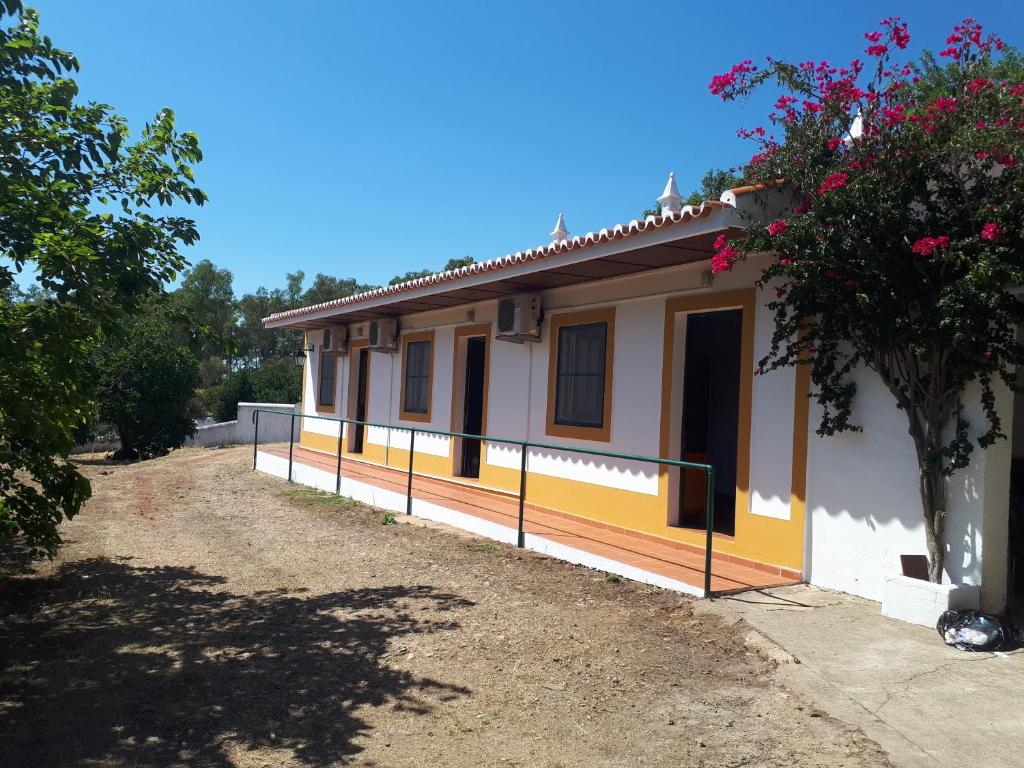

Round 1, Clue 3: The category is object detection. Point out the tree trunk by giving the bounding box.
[112,425,137,461]
[876,350,952,584]
[918,460,946,583]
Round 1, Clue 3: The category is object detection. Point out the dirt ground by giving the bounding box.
[0,446,890,768]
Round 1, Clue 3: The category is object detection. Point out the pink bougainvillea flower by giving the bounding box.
[882,105,906,125]
[967,77,992,94]
[776,287,788,298]
[866,44,888,56]
[940,47,959,58]
[779,257,793,266]
[709,72,736,95]
[891,22,911,49]
[713,234,727,251]
[981,222,1002,241]
[827,137,842,151]
[709,60,754,97]
[793,199,812,215]
[864,31,883,43]
[710,245,739,273]
[767,220,788,237]
[818,173,849,194]
[911,236,951,256]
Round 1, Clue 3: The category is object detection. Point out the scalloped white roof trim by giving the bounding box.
[264,197,734,324]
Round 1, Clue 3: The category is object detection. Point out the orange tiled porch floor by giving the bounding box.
[263,445,801,595]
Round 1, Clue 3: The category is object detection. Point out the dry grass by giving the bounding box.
[0,446,890,768]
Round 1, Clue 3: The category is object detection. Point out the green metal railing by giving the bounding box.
[252,408,718,597]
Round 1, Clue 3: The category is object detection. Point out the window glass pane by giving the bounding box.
[403,340,431,414]
[318,353,336,406]
[554,322,607,427]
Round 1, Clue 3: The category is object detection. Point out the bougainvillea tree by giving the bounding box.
[710,18,1024,582]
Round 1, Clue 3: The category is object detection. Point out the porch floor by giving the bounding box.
[261,445,800,595]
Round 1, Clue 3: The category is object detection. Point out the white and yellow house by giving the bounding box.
[261,174,1019,617]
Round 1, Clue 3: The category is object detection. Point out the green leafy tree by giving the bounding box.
[0,2,205,555]
[709,17,1024,581]
[172,259,237,366]
[389,256,474,286]
[301,273,377,306]
[95,314,201,459]
[235,271,378,367]
[206,357,302,422]
[642,168,742,217]
[236,286,295,364]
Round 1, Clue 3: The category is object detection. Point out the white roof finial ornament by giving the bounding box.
[550,212,569,243]
[657,171,683,216]
[846,110,863,143]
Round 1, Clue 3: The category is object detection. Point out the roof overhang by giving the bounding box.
[265,202,749,330]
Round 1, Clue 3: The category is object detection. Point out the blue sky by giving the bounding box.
[28,1,1024,295]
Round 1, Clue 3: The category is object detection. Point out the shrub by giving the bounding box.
[96,318,201,460]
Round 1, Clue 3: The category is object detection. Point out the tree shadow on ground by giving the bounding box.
[0,558,474,767]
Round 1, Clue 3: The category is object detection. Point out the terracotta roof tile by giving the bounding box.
[263,190,751,326]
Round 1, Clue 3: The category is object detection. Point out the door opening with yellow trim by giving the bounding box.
[678,308,742,535]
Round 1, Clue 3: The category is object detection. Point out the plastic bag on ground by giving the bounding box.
[936,609,1018,652]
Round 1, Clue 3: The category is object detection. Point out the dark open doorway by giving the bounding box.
[352,348,369,454]
[1008,360,1024,618]
[677,309,742,536]
[458,336,486,478]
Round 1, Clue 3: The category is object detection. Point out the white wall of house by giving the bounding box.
[748,289,797,522]
[304,256,804,519]
[296,253,1010,608]
[804,359,1012,606]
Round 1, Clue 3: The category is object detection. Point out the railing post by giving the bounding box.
[516,443,528,548]
[335,419,344,495]
[287,412,295,483]
[406,429,416,515]
[252,410,259,470]
[703,466,715,598]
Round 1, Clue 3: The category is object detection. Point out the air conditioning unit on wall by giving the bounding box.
[322,325,348,352]
[496,294,542,343]
[368,318,398,351]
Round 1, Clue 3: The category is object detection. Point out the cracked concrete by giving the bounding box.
[697,584,1024,768]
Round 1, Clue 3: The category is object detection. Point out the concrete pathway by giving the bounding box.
[698,585,1024,768]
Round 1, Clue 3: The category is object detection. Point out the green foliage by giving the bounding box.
[277,486,360,510]
[642,168,742,217]
[380,511,397,525]
[172,260,237,362]
[95,314,201,460]
[204,357,302,422]
[233,270,377,367]
[712,18,1024,580]
[389,256,475,286]
[301,273,377,306]
[0,1,205,556]
[686,168,744,206]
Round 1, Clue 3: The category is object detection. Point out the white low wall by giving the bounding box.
[187,402,299,447]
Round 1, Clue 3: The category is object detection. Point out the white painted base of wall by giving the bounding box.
[255,451,704,598]
[880,574,980,628]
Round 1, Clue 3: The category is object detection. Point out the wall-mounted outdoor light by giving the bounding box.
[293,343,314,368]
